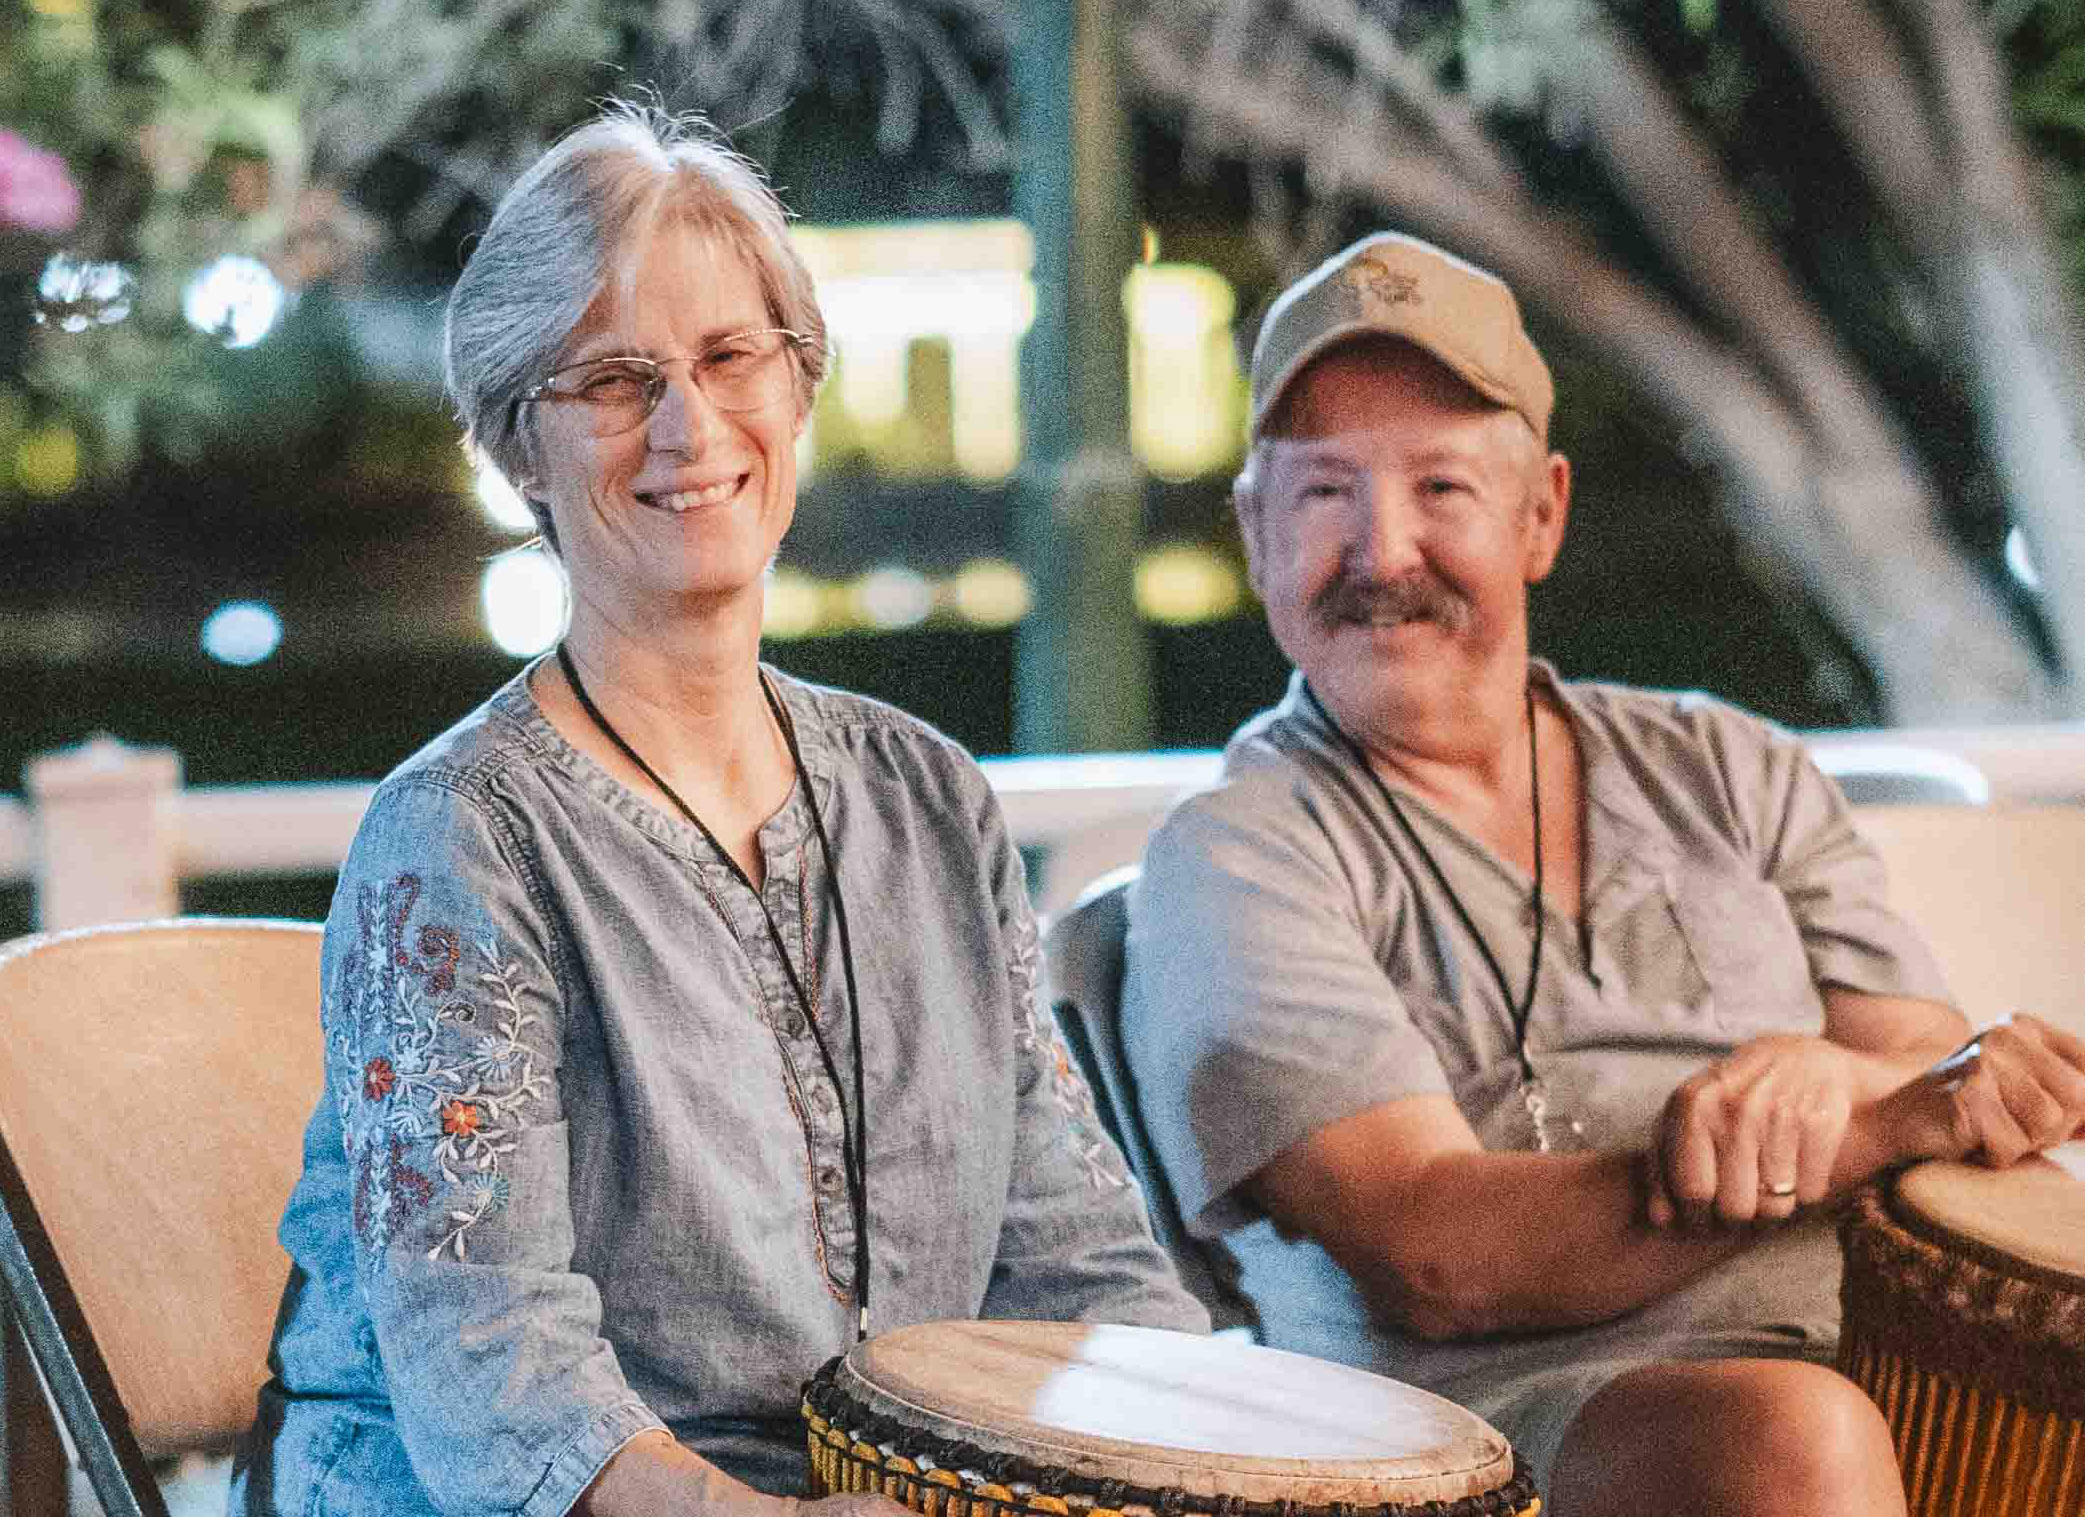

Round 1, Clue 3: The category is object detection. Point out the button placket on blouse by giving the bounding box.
[751,838,858,1291]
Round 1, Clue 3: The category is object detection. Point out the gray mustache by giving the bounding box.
[1312,571,1467,630]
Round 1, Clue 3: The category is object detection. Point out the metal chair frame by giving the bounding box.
[1044,868,1259,1335]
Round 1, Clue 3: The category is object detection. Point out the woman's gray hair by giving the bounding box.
[444,100,830,546]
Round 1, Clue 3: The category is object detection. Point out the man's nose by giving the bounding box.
[1351,482,1424,578]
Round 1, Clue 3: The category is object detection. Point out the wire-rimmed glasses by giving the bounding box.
[517,327,807,436]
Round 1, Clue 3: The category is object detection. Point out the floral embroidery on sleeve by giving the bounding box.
[1008,900,1129,1192]
[327,872,551,1263]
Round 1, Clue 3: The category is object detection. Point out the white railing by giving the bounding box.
[4,724,2085,933]
[0,736,1228,931]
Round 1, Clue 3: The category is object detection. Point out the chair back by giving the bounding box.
[0,917,324,1517]
[1043,870,1258,1334]
[1819,744,1990,806]
[1853,804,2085,1038]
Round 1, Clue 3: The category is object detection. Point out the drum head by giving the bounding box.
[1896,1147,2085,1284]
[835,1320,1515,1505]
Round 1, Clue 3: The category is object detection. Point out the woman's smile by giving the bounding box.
[634,474,750,514]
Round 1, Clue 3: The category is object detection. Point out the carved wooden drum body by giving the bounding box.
[802,1320,1538,1517]
[1839,1152,2085,1516]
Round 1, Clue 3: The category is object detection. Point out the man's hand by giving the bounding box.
[1646,1034,1858,1229]
[1879,1013,2085,1168]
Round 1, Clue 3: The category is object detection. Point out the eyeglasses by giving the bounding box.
[517,327,807,436]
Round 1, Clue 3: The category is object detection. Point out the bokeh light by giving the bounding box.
[13,425,78,495]
[201,601,283,666]
[480,552,568,657]
[473,455,535,532]
[854,566,936,630]
[35,254,134,332]
[2005,525,2041,592]
[950,558,1032,628]
[1134,545,1244,625]
[763,567,826,639]
[183,255,287,348]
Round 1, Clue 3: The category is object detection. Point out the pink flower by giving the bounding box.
[0,129,82,235]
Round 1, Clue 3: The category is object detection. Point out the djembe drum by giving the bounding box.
[1838,1152,2085,1516]
[802,1320,1538,1517]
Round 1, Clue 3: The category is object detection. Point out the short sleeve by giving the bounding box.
[1121,766,1452,1238]
[1692,701,1952,1005]
[321,778,657,1516]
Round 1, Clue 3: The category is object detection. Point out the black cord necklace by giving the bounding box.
[1302,680,1578,1150]
[554,643,873,1339]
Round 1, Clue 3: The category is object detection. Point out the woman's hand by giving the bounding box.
[788,1496,915,1517]
[1645,1034,1858,1230]
[580,1430,916,1517]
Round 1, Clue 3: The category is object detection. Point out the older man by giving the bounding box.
[1119,232,2085,1515]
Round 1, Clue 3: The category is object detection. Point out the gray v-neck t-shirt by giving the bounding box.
[1122,663,1948,1485]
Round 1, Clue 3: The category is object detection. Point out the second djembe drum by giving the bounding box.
[802,1319,1538,1517]
[1839,1153,2085,1516]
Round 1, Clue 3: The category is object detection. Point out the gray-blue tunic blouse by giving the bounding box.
[231,665,1206,1517]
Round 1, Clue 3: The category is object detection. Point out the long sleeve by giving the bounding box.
[972,789,1210,1335]
[323,778,659,1516]
[249,671,1207,1517]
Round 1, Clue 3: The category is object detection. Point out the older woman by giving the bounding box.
[230,104,1206,1517]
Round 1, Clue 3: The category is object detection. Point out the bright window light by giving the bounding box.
[795,222,1036,484]
[817,272,1035,342]
[949,334,1022,481]
[791,222,1243,483]
[183,254,286,348]
[793,220,1033,281]
[202,600,283,666]
[481,552,567,657]
[836,336,912,429]
[1126,264,1244,481]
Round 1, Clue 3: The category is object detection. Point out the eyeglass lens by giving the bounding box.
[545,331,796,436]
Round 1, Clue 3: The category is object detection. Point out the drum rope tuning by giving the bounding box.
[1837,1157,2085,1517]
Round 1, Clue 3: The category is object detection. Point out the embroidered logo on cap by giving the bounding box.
[1352,262,1421,309]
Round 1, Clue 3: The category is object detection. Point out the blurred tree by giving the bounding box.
[4,0,385,476]
[2,0,1010,480]
[16,0,2083,727]
[283,0,1012,259]
[1125,0,2085,724]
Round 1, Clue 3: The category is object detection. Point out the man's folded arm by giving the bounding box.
[1245,1093,1750,1340]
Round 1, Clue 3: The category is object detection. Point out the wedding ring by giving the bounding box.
[1765,1180,1797,1198]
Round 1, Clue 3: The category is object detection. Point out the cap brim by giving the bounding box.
[1250,318,1522,438]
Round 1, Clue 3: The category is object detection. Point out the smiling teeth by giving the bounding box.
[655,481,737,512]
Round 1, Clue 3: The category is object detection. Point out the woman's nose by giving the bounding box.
[646,366,727,452]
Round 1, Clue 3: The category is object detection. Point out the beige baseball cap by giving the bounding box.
[1248,232,1553,443]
